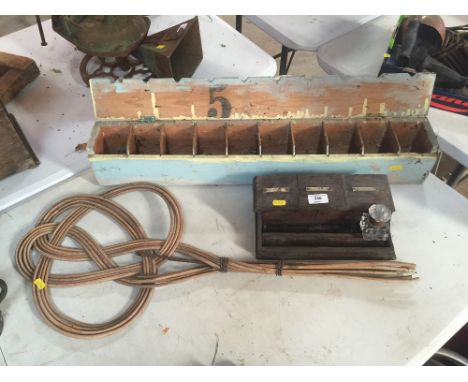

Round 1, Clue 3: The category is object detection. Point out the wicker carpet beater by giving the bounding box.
[16,182,416,339]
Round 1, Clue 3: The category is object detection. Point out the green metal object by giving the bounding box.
[52,16,150,57]
[136,17,203,79]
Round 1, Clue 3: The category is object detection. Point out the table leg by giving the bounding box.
[286,50,296,73]
[279,45,289,75]
[35,16,47,46]
[236,15,242,33]
[447,164,468,188]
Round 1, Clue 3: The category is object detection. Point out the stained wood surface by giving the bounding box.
[90,73,435,120]
[0,51,39,104]
[0,102,39,180]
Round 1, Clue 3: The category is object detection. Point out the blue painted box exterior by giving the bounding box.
[89,154,436,185]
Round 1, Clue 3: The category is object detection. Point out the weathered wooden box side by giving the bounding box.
[88,74,438,185]
[0,52,40,104]
[0,101,40,180]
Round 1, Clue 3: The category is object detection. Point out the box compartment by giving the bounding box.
[324,120,363,154]
[390,119,435,153]
[132,124,164,155]
[227,121,260,155]
[93,125,131,155]
[196,122,227,155]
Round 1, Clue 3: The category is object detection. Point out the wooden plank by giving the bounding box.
[0,51,39,104]
[0,102,39,180]
[0,51,35,70]
[90,73,435,120]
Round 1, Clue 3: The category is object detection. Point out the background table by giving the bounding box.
[0,171,467,365]
[0,15,277,212]
[429,108,468,169]
[244,15,378,74]
[245,15,378,51]
[317,16,399,76]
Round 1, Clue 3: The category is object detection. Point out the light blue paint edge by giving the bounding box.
[90,156,435,185]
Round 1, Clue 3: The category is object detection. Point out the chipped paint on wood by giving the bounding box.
[191,104,197,119]
[379,103,386,115]
[423,97,429,112]
[151,92,160,119]
[89,80,98,120]
[362,98,368,116]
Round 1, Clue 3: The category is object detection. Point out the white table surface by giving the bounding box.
[317,15,468,168]
[0,171,467,365]
[245,15,379,51]
[429,108,468,168]
[317,16,399,76]
[0,16,277,212]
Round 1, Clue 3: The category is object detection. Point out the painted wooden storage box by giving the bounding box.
[88,73,438,185]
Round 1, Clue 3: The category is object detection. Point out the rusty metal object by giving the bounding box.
[136,17,203,80]
[434,24,468,78]
[398,16,446,67]
[35,16,47,46]
[52,16,150,57]
[401,16,446,47]
[79,54,152,86]
[51,16,204,84]
[397,16,468,89]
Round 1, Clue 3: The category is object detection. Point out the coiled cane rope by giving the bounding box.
[15,182,416,339]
